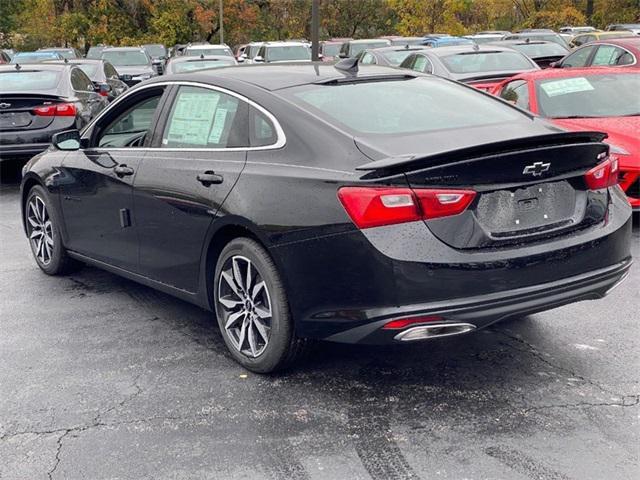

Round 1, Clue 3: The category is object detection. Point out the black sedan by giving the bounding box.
[0,63,108,161]
[20,63,632,372]
[46,59,128,101]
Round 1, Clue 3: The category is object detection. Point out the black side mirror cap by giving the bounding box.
[51,129,81,151]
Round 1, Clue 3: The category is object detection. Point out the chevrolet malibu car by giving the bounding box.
[100,47,157,87]
[492,68,640,211]
[399,44,539,91]
[20,64,632,372]
[0,63,108,161]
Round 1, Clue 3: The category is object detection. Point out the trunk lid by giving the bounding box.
[355,130,610,249]
[0,94,66,131]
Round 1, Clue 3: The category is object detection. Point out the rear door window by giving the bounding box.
[249,107,277,147]
[71,68,93,91]
[161,86,248,148]
[412,55,433,73]
[591,45,634,66]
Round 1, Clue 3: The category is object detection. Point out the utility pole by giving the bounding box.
[311,0,319,61]
[219,0,224,45]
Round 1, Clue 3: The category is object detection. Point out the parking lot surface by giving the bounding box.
[1,174,638,479]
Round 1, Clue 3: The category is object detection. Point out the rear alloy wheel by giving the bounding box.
[214,238,308,373]
[25,185,80,275]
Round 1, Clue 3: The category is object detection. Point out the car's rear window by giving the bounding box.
[102,50,149,66]
[185,47,233,57]
[267,46,311,62]
[284,77,522,135]
[536,73,640,118]
[172,59,235,73]
[350,41,390,56]
[0,71,61,91]
[442,51,534,73]
[77,63,99,77]
[511,42,568,57]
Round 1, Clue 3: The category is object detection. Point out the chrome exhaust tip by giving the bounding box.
[393,322,476,342]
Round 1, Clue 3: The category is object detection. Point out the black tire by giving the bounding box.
[25,185,80,275]
[213,237,308,373]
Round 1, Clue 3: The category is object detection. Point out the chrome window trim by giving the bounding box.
[82,80,286,151]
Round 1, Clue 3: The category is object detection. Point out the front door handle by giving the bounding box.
[197,171,224,186]
[114,164,135,177]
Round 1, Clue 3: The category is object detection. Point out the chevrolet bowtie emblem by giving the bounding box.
[0,102,12,109]
[523,161,551,177]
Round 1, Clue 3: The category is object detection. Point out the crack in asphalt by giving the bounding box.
[523,394,640,414]
[47,430,70,480]
[494,328,621,396]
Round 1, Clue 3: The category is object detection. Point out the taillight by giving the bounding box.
[338,187,476,229]
[33,103,77,117]
[584,156,619,190]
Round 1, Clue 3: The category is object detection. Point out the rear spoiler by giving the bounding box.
[356,131,608,176]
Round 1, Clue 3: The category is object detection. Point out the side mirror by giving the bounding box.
[95,83,111,96]
[52,129,81,151]
[550,61,560,68]
[338,52,348,58]
[236,56,245,63]
[253,55,264,63]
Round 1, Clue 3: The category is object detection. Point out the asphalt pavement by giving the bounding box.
[1,166,638,480]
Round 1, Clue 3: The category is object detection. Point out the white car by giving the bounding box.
[182,44,234,58]
[252,42,311,64]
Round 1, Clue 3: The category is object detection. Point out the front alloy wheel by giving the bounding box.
[218,255,272,358]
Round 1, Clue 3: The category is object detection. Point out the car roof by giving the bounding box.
[102,47,146,52]
[348,39,391,44]
[492,39,558,46]
[38,47,75,51]
[151,63,419,91]
[262,42,309,47]
[169,55,236,63]
[46,58,104,65]
[510,66,630,81]
[370,45,430,53]
[588,37,640,48]
[416,44,519,57]
[186,44,229,49]
[0,63,72,72]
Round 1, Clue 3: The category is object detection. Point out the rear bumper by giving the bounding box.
[325,257,632,344]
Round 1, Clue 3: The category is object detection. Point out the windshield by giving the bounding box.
[350,41,390,57]
[322,44,341,56]
[382,50,419,66]
[247,45,262,58]
[172,59,235,73]
[536,74,640,118]
[285,77,521,135]
[144,45,166,58]
[77,63,99,77]
[511,42,568,57]
[185,47,233,57]
[101,50,149,66]
[442,51,533,74]
[0,71,61,91]
[267,45,310,61]
[510,34,567,48]
[10,52,61,63]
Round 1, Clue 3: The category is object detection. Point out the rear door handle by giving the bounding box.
[114,164,135,177]
[197,171,224,186]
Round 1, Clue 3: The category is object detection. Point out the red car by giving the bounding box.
[492,67,640,210]
[552,37,640,69]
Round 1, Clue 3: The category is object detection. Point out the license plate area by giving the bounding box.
[476,181,577,237]
[0,112,32,129]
